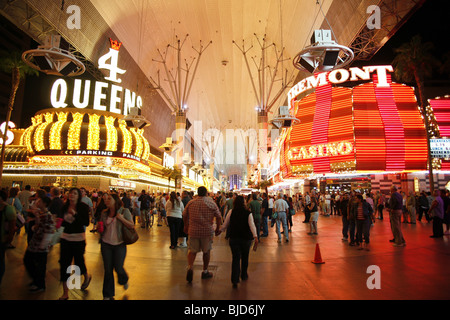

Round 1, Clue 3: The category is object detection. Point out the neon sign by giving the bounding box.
[288,65,394,102]
[0,121,16,146]
[288,141,354,161]
[281,70,428,177]
[50,38,142,116]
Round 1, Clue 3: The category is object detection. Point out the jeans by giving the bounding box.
[24,250,48,288]
[261,216,269,236]
[167,216,183,247]
[349,219,356,243]
[101,241,128,298]
[229,238,252,284]
[254,218,261,240]
[356,219,371,244]
[276,212,289,241]
[342,215,349,238]
[59,239,87,282]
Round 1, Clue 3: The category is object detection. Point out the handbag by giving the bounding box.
[122,223,139,245]
[272,212,278,219]
[120,207,139,245]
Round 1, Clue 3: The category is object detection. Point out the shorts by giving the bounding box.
[160,209,166,217]
[310,211,319,222]
[188,237,213,254]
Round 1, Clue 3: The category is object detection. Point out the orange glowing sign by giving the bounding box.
[282,68,428,177]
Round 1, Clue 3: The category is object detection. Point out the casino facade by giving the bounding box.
[267,66,450,195]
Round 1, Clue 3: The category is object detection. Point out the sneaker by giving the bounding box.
[342,237,348,241]
[178,243,187,248]
[186,268,193,283]
[201,271,213,279]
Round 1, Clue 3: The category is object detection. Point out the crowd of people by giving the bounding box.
[0,183,449,297]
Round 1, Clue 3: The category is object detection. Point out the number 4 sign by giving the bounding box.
[98,38,126,84]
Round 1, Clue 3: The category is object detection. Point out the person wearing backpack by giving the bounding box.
[0,189,17,285]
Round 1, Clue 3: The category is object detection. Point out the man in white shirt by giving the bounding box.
[273,194,290,243]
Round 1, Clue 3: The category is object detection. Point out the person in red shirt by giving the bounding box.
[183,186,222,283]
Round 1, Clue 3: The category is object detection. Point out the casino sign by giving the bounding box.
[280,65,430,178]
[20,38,152,175]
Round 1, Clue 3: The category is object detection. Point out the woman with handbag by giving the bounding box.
[98,193,134,300]
[58,187,91,300]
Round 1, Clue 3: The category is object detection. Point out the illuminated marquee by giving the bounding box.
[281,65,428,177]
[288,141,354,161]
[50,38,142,116]
[288,65,394,102]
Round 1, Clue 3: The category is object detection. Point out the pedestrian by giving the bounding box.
[183,186,222,283]
[249,193,261,240]
[18,185,33,234]
[303,192,311,223]
[407,191,416,224]
[388,185,406,247]
[98,193,134,300]
[23,196,55,293]
[80,187,94,220]
[347,192,358,246]
[0,190,17,286]
[418,191,429,222]
[307,195,319,235]
[166,191,185,249]
[91,191,107,233]
[131,191,141,225]
[49,187,64,222]
[340,193,350,241]
[428,189,444,238]
[138,190,150,228]
[260,193,269,237]
[157,193,168,227]
[376,192,385,220]
[219,195,258,287]
[353,194,374,250]
[7,187,23,248]
[58,187,91,300]
[273,194,290,243]
[287,196,294,232]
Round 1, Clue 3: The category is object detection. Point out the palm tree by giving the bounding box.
[392,34,441,192]
[258,180,273,194]
[0,50,39,185]
[162,167,183,193]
